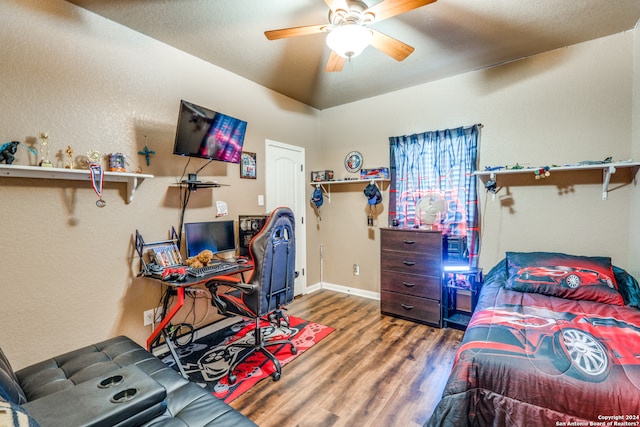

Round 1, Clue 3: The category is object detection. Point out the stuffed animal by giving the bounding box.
[185,249,214,269]
[184,258,202,268]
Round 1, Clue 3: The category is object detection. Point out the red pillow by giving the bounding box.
[505,252,624,306]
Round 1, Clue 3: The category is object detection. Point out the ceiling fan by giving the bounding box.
[264,0,437,72]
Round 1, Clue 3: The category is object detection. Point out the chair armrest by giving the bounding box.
[206,275,256,294]
[22,365,166,427]
[205,276,257,315]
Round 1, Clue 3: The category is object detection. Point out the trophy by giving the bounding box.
[65,146,74,169]
[39,132,53,167]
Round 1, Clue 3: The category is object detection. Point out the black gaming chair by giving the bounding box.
[206,206,297,384]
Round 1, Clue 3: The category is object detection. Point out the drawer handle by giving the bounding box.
[401,304,414,310]
[403,261,416,266]
[402,281,415,288]
[403,240,416,244]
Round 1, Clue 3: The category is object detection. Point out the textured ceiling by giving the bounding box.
[65,0,640,110]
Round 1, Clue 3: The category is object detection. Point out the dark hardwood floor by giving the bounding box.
[230,289,464,427]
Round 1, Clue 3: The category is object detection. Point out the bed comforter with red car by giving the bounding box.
[427,252,640,427]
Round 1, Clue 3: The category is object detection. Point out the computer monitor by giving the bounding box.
[184,220,236,258]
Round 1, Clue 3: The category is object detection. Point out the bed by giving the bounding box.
[427,252,640,427]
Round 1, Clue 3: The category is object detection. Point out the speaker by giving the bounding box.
[238,215,267,256]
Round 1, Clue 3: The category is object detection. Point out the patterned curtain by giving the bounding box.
[389,125,480,266]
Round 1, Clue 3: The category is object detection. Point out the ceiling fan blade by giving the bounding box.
[325,50,345,72]
[366,0,437,22]
[324,0,349,15]
[265,24,328,40]
[370,29,415,61]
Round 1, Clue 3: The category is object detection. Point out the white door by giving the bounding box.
[265,139,306,296]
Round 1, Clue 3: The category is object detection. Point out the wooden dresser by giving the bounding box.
[380,228,442,327]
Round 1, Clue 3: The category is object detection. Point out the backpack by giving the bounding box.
[311,186,323,208]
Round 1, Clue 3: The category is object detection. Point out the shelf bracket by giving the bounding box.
[489,172,497,201]
[318,183,331,202]
[127,176,139,204]
[602,165,616,201]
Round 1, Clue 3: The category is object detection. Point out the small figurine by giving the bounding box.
[534,166,551,180]
[65,145,74,169]
[506,163,525,170]
[0,141,20,164]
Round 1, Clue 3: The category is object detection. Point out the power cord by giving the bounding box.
[183,287,213,328]
[166,323,194,347]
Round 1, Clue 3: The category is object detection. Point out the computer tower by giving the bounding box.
[443,235,468,264]
[238,215,267,256]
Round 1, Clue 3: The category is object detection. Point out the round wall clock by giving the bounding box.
[344,151,363,173]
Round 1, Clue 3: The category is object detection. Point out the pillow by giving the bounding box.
[613,265,640,308]
[505,252,624,306]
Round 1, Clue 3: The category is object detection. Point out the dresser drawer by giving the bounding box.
[381,271,441,301]
[381,228,441,252]
[380,291,441,327]
[381,249,440,276]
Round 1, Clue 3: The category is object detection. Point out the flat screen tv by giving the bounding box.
[184,220,236,258]
[173,100,247,164]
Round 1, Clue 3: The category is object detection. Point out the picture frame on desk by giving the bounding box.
[240,151,256,179]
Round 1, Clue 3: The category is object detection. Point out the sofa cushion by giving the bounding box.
[16,336,156,401]
[142,381,256,427]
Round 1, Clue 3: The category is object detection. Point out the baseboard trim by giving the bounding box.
[305,281,380,301]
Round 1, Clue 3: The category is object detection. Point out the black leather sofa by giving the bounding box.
[0,335,257,427]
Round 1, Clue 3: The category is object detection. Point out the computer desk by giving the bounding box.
[146,263,253,378]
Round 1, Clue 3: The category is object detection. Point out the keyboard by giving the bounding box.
[187,262,237,277]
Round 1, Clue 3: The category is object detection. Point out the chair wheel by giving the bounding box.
[228,373,237,385]
[291,346,298,355]
[272,372,281,381]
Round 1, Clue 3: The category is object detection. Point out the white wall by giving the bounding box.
[0,0,320,368]
[316,31,637,293]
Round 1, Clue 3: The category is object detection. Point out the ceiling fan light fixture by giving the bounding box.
[326,24,373,59]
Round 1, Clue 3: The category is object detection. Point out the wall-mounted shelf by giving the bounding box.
[311,178,390,200]
[170,181,228,190]
[474,161,640,200]
[0,164,153,203]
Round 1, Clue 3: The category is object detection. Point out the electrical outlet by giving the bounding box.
[143,308,163,326]
[143,309,154,326]
[353,264,360,276]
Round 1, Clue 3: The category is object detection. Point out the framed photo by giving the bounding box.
[240,151,256,179]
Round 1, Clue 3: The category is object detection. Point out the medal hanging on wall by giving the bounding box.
[89,163,106,208]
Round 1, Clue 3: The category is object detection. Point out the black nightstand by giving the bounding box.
[442,267,483,330]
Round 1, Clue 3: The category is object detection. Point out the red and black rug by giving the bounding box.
[159,316,334,402]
